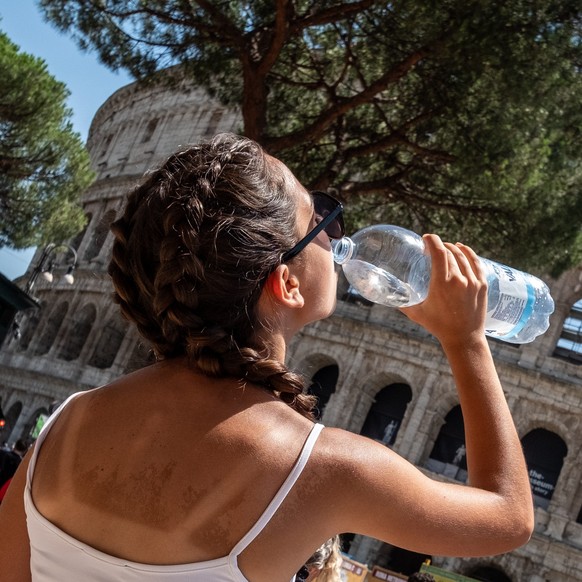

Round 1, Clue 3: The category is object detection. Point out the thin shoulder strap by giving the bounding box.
[230,423,325,557]
[26,391,87,487]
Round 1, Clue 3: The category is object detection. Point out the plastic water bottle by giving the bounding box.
[332,225,555,344]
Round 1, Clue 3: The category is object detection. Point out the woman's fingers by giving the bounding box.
[424,235,476,283]
[426,236,485,288]
[422,234,451,280]
[444,242,475,281]
[456,242,487,284]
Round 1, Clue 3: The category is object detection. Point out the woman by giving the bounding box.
[0,133,533,581]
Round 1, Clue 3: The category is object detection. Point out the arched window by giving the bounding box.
[308,364,339,420]
[84,209,117,261]
[69,213,92,251]
[554,298,582,364]
[205,109,223,137]
[32,302,69,356]
[18,305,43,350]
[522,428,567,509]
[360,383,412,446]
[426,405,467,482]
[58,304,97,361]
[141,118,159,143]
[99,133,114,158]
[88,316,127,368]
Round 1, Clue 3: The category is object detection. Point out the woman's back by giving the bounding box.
[30,361,330,581]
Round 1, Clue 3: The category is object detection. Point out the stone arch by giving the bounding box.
[58,303,97,361]
[69,212,93,251]
[360,383,413,446]
[205,109,224,137]
[515,411,572,452]
[140,117,159,143]
[419,388,459,461]
[422,380,459,420]
[295,351,339,381]
[308,363,339,420]
[553,297,582,364]
[17,303,44,351]
[425,404,467,482]
[84,209,117,261]
[354,367,412,401]
[293,351,342,416]
[522,428,567,509]
[32,301,69,356]
[88,315,128,369]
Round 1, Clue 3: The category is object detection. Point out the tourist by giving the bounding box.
[0,133,533,581]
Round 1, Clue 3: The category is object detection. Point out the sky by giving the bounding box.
[0,0,133,280]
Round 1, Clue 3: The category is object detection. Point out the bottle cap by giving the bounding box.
[332,237,354,264]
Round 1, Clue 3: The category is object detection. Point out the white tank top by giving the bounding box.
[25,391,325,582]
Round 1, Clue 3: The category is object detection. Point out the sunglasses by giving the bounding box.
[281,191,345,263]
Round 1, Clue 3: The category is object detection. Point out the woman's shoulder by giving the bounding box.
[304,426,404,501]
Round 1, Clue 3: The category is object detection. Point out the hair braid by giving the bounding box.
[221,346,316,419]
[108,134,317,419]
[109,190,169,355]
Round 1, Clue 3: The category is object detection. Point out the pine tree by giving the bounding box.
[0,30,93,249]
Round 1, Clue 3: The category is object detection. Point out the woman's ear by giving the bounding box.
[265,264,305,309]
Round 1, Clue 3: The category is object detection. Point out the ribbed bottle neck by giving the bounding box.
[332,237,354,264]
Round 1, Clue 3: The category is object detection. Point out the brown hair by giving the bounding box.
[108,133,315,418]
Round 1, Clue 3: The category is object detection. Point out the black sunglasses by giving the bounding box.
[281,191,345,263]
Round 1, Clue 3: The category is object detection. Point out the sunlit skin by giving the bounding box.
[0,156,533,582]
[257,157,338,355]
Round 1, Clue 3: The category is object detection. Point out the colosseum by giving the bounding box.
[1,73,581,581]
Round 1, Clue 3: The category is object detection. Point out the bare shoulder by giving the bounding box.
[310,426,419,495]
[305,426,460,537]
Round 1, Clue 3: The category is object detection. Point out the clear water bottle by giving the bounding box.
[332,225,555,344]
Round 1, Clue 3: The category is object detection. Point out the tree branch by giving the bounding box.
[189,0,244,45]
[295,0,378,30]
[265,40,443,152]
[256,0,293,74]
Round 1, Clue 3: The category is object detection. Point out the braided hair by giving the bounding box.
[108,133,316,418]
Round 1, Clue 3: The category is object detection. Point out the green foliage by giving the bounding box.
[38,0,582,274]
[0,29,94,249]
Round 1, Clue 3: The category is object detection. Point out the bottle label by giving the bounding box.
[484,263,536,338]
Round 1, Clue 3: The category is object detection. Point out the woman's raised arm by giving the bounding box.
[316,235,534,557]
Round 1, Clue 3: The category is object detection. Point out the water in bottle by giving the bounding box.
[332,225,555,344]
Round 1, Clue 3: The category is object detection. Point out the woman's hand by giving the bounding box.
[401,234,488,347]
